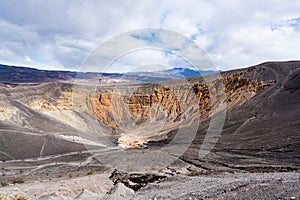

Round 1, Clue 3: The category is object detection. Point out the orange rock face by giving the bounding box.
[87,93,117,127]
[88,87,182,128]
[126,87,181,119]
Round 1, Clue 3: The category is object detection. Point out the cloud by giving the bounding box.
[81,29,214,73]
[0,0,299,72]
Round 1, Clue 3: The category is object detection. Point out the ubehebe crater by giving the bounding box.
[0,61,299,199]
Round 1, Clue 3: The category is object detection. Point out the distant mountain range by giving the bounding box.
[0,64,77,84]
[0,64,220,84]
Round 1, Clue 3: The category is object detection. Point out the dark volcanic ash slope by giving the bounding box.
[182,61,300,172]
[0,82,112,161]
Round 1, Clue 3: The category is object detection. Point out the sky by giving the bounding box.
[0,0,300,72]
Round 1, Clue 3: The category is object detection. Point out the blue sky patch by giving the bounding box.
[131,31,162,44]
[271,17,300,31]
[288,17,300,30]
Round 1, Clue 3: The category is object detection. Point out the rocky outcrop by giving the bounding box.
[29,91,73,111]
[127,87,181,119]
[88,87,182,127]
[0,103,17,121]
